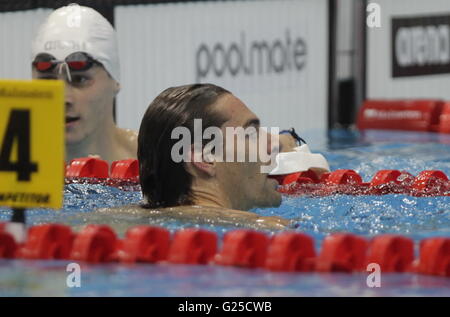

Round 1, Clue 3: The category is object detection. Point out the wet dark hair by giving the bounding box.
[138,84,230,208]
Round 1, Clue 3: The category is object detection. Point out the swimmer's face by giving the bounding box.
[213,94,282,210]
[32,61,118,145]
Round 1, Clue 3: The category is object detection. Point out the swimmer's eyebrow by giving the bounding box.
[243,118,260,128]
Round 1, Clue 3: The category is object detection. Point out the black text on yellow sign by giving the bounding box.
[0,80,64,209]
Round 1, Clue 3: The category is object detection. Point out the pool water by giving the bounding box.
[1,129,450,296]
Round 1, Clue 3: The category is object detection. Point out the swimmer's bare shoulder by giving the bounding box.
[98,204,291,230]
[116,128,138,158]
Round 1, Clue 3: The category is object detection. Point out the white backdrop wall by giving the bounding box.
[0,9,52,80]
[0,1,328,133]
[115,0,328,132]
[367,0,450,100]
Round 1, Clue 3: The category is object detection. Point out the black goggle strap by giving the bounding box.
[279,128,307,146]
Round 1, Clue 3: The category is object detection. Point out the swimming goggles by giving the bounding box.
[32,51,102,73]
[279,128,307,145]
[270,128,330,175]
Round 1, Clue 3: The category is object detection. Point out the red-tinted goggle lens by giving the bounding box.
[33,61,57,72]
[65,52,95,71]
[66,60,90,71]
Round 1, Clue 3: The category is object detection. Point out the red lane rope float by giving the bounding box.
[412,170,449,195]
[316,233,368,273]
[366,235,414,273]
[70,225,117,263]
[265,232,316,272]
[418,238,450,277]
[110,159,139,181]
[0,223,17,259]
[0,224,449,277]
[17,224,74,260]
[65,158,141,190]
[66,158,140,180]
[66,157,109,178]
[275,169,450,197]
[215,230,270,268]
[369,170,414,195]
[167,229,217,265]
[117,226,170,263]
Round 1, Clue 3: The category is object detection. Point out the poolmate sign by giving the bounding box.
[0,80,64,209]
[115,0,328,132]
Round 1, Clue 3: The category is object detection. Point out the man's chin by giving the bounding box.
[65,134,85,146]
[266,177,282,207]
[259,190,282,208]
[271,192,282,207]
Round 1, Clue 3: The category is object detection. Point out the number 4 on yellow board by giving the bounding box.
[0,110,38,181]
[0,80,65,209]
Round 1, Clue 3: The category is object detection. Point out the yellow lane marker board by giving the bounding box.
[0,80,64,209]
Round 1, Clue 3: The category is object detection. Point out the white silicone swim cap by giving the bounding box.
[31,4,120,82]
[269,144,330,175]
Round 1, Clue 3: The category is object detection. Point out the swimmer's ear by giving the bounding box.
[187,144,216,177]
[114,81,121,95]
[191,160,216,177]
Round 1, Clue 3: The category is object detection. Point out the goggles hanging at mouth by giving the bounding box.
[271,128,330,175]
[269,144,330,175]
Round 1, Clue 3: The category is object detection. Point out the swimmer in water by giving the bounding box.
[31,5,137,163]
[103,84,290,230]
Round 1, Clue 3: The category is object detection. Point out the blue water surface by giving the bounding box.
[1,129,450,296]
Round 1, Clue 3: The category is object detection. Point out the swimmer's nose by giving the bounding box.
[273,133,282,154]
[266,131,281,155]
[64,86,75,110]
[65,101,73,110]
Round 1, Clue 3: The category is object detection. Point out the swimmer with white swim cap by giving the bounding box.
[31,4,137,163]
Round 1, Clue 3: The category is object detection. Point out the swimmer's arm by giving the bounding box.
[179,206,292,230]
[220,208,291,229]
[99,204,291,230]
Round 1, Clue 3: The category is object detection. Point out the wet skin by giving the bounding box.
[32,64,137,163]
